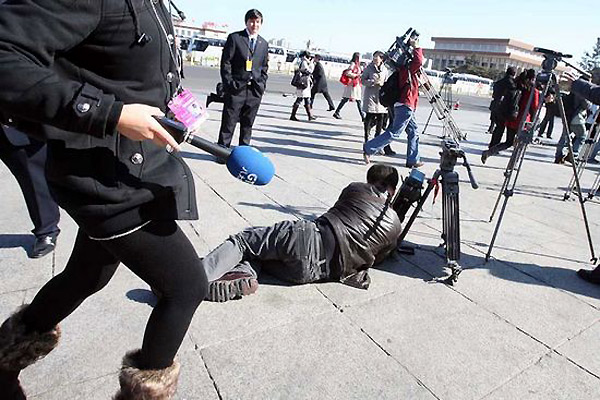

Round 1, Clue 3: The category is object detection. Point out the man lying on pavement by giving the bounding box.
[202,164,403,302]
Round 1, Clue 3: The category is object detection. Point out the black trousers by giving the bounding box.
[310,87,335,109]
[0,131,60,238]
[218,87,263,147]
[487,127,517,156]
[538,114,555,138]
[488,114,507,149]
[22,220,207,369]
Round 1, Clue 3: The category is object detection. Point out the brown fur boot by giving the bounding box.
[0,305,61,399]
[114,350,180,400]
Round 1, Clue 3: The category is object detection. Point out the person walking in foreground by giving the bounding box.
[0,1,209,398]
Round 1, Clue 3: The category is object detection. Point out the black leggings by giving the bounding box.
[22,220,207,369]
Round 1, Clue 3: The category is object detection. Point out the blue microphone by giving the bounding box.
[154,116,275,185]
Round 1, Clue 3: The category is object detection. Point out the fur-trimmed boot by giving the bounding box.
[0,305,61,399]
[114,350,180,400]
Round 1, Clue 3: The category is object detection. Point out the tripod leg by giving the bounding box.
[442,171,462,284]
[397,174,439,244]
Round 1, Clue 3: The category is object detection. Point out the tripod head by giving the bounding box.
[385,27,420,69]
[439,139,479,189]
[533,47,591,79]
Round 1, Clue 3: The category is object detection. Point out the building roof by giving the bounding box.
[430,37,535,51]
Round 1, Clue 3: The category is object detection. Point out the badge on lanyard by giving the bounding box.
[168,89,208,133]
[246,59,253,72]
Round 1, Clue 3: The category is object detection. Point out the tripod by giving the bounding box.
[563,109,600,201]
[422,70,456,137]
[486,48,597,263]
[395,138,478,284]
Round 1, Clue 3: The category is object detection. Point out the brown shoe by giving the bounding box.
[206,271,259,302]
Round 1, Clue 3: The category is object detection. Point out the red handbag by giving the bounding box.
[339,70,351,86]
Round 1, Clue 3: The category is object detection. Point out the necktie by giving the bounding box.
[250,38,256,53]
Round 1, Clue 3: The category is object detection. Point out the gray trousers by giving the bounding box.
[202,220,328,284]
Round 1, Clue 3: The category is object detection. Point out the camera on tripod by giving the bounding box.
[386,27,420,69]
[392,169,426,222]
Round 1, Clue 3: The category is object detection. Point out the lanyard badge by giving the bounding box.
[168,89,208,132]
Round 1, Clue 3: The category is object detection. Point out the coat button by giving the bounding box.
[166,72,174,82]
[130,153,144,165]
[77,103,91,113]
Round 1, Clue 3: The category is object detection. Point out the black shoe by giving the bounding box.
[577,268,600,285]
[289,115,299,121]
[481,151,489,165]
[30,235,57,258]
[327,106,335,111]
[405,161,424,169]
[332,113,341,120]
[383,148,396,156]
[206,272,259,302]
[554,155,565,164]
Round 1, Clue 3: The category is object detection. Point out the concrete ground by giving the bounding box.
[1,68,600,399]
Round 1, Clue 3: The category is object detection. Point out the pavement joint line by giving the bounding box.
[552,346,600,381]
[193,172,251,224]
[478,349,556,400]
[333,293,442,400]
[195,347,224,400]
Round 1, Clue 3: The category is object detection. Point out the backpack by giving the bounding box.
[379,70,401,108]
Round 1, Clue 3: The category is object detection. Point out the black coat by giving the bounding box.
[312,61,328,92]
[220,30,269,96]
[572,80,600,106]
[0,0,197,237]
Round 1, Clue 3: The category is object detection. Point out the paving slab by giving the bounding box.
[200,310,437,400]
[343,283,549,400]
[482,352,600,400]
[557,319,600,378]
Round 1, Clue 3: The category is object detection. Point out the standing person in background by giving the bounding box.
[0,124,60,258]
[562,72,600,284]
[486,67,517,146]
[290,51,317,121]
[310,54,336,111]
[217,9,269,155]
[333,52,365,121]
[363,37,424,168]
[537,90,558,139]
[554,84,590,164]
[0,1,208,398]
[481,69,539,164]
[361,51,395,156]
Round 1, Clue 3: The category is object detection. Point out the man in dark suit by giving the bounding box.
[310,54,335,111]
[0,124,60,258]
[217,9,269,154]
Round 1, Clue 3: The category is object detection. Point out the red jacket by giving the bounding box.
[506,87,539,130]
[398,48,423,110]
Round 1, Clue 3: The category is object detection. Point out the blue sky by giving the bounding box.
[174,0,598,63]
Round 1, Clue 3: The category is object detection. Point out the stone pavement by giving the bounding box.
[1,84,600,399]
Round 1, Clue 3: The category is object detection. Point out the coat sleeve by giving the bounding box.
[572,80,600,106]
[220,34,237,92]
[0,0,122,138]
[259,42,269,86]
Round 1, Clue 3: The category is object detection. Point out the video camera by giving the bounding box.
[392,169,426,222]
[385,27,420,69]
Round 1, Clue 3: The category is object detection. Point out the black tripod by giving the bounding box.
[395,138,478,284]
[486,48,597,262]
[422,69,456,137]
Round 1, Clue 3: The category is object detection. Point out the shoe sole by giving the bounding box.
[206,277,259,302]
